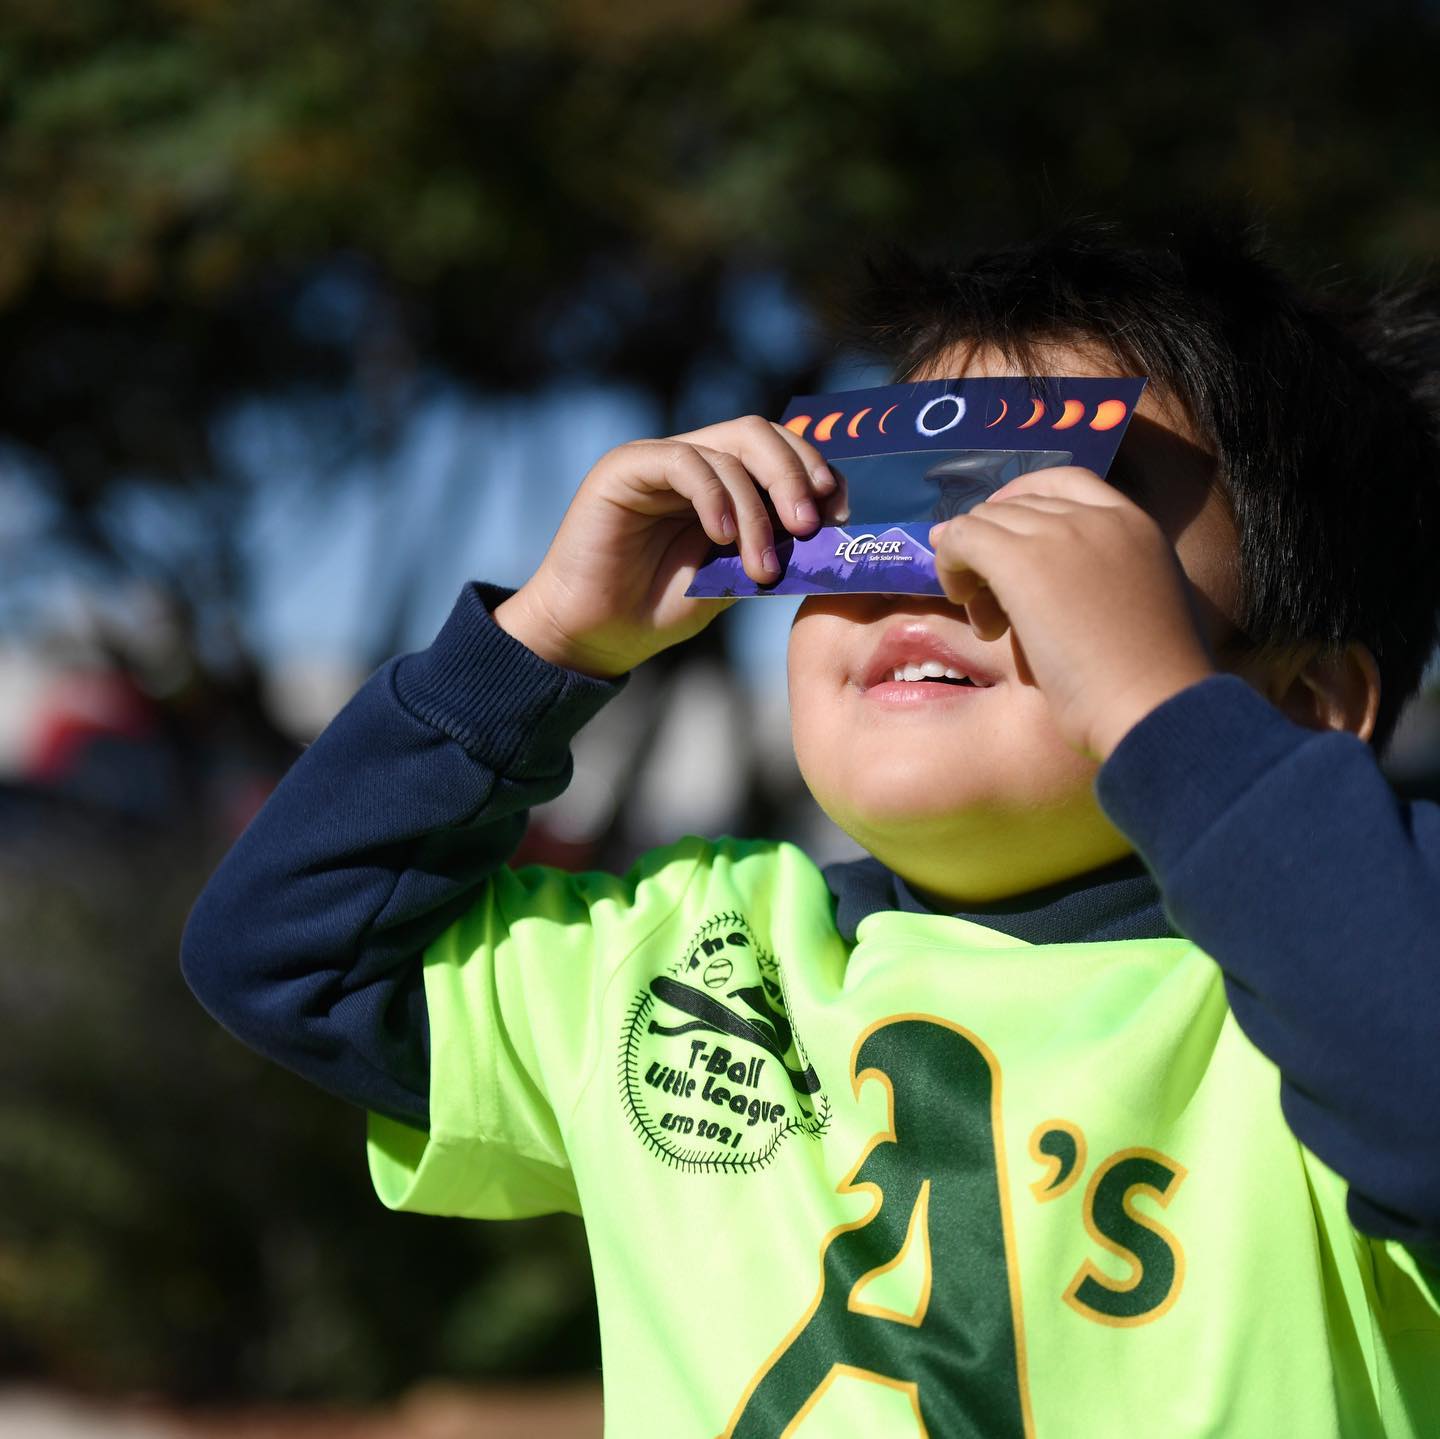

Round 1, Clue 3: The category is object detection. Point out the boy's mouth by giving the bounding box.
[859,623,1000,695]
[883,663,984,686]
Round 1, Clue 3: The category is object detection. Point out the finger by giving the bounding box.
[929,513,1024,607]
[729,415,826,536]
[693,444,781,583]
[1011,631,1035,687]
[961,583,1011,642]
[643,443,746,549]
[928,521,1015,641]
[768,420,838,496]
[971,494,1079,517]
[930,503,1061,550]
[680,416,830,535]
[930,541,1006,629]
[819,463,850,525]
[930,545,989,608]
[986,465,1127,507]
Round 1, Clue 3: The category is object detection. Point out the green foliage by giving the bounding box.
[2,0,1437,523]
[3,0,1438,317]
[1,0,1437,537]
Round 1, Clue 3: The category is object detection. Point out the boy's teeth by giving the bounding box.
[889,664,977,684]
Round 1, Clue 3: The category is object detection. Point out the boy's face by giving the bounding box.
[787,342,1243,905]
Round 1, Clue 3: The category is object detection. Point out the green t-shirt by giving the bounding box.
[367,836,1440,1438]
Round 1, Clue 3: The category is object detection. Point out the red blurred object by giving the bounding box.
[24,670,158,783]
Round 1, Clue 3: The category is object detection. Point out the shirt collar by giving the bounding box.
[823,851,1175,946]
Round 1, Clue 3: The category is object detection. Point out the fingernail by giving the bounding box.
[762,546,779,575]
[795,499,820,529]
[811,464,835,491]
[720,512,735,541]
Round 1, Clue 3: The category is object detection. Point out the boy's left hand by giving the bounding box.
[928,466,1219,762]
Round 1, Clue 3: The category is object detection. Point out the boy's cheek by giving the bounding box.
[786,608,848,700]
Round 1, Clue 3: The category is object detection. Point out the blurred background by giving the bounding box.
[3,1,1440,1433]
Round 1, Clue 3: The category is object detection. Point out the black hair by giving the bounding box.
[837,215,1440,757]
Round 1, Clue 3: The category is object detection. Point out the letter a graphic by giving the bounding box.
[723,1016,1031,1437]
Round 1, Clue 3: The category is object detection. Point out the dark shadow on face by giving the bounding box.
[1106,410,1222,547]
[1108,410,1251,657]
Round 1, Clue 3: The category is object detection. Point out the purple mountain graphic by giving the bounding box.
[688,524,942,597]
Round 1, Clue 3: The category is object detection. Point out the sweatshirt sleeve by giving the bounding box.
[179,581,625,1131]
[1094,672,1440,1257]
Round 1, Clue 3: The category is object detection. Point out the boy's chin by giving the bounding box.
[813,785,999,855]
[810,760,1006,825]
[810,775,1135,905]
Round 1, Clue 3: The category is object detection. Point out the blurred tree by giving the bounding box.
[3,0,1438,694]
[3,0,1439,470]
[0,787,602,1401]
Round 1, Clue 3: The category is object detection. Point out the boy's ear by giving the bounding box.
[1264,641,1381,743]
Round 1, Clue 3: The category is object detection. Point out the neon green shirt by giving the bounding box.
[367,836,1440,1437]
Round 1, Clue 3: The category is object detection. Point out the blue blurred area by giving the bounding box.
[209,274,887,686]
[0,269,894,864]
[228,378,663,661]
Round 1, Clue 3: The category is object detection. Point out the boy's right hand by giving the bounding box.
[493,416,840,678]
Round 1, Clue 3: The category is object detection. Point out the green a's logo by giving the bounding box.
[720,1015,1190,1436]
[721,1015,1033,1438]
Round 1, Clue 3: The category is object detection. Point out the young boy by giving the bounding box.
[182,220,1440,1437]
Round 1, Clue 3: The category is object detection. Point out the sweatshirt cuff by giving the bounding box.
[393,581,627,778]
[1095,673,1329,879]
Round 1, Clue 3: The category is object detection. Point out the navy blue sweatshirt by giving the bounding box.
[181,581,1440,1255]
